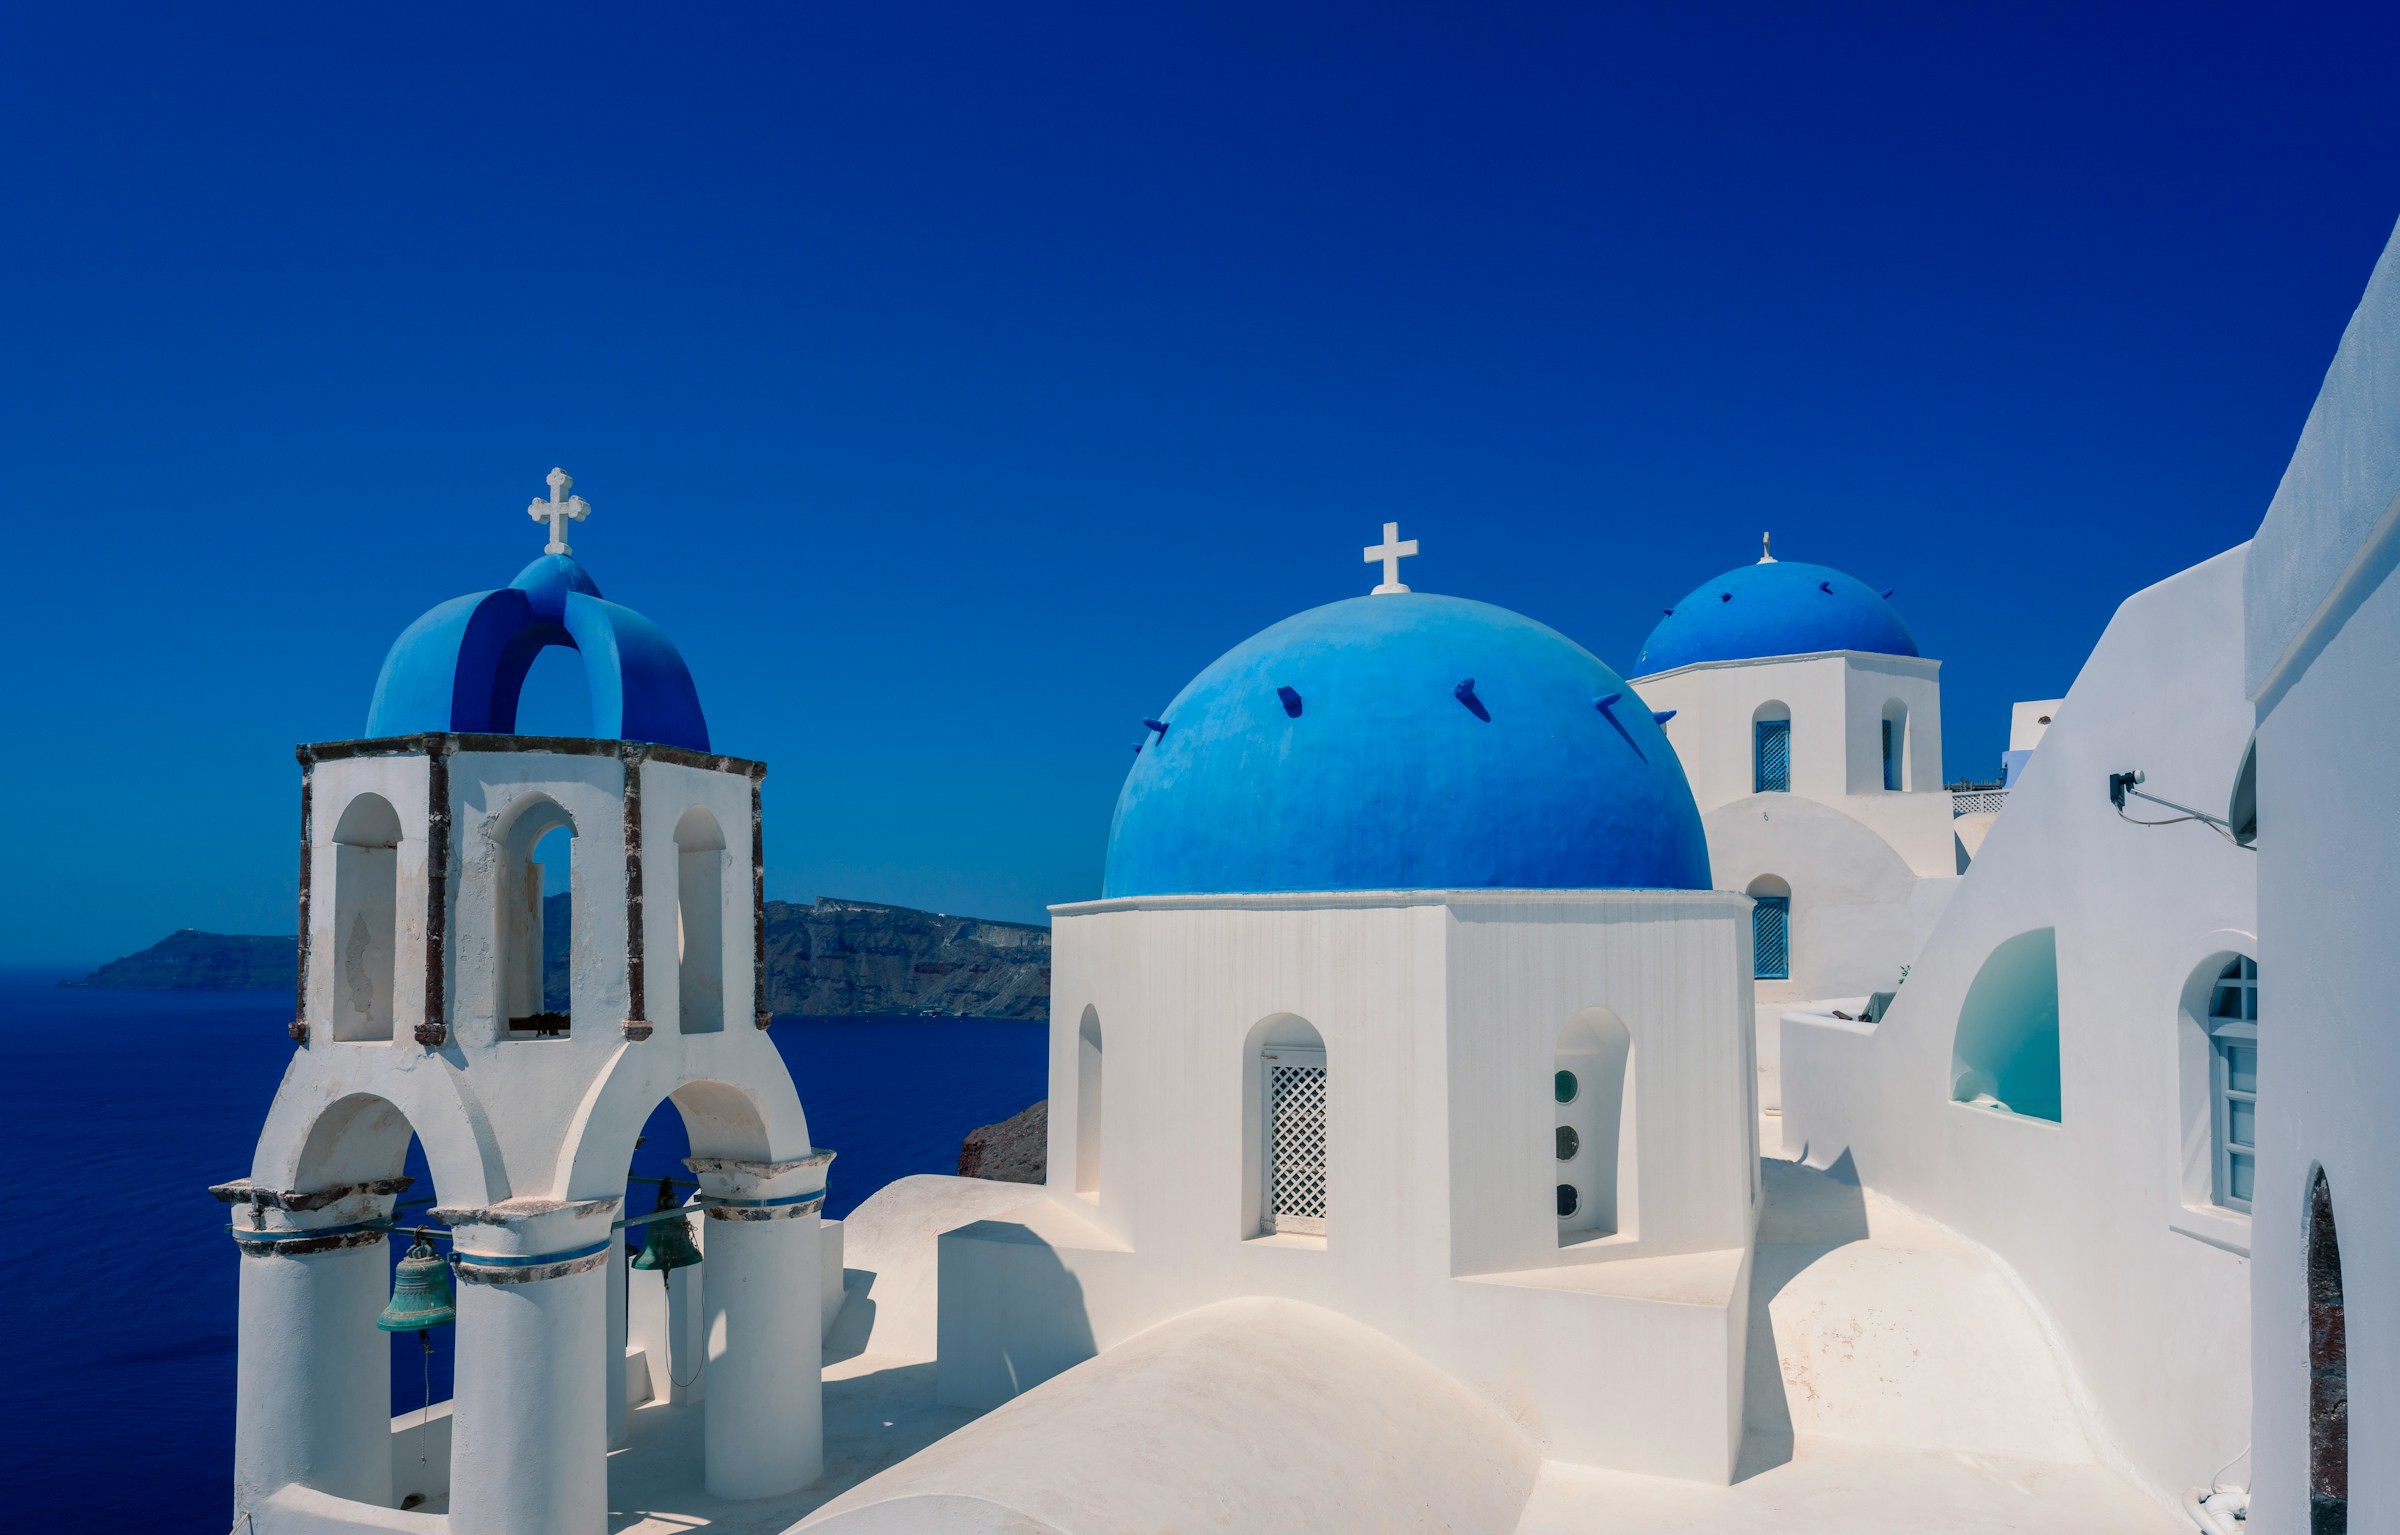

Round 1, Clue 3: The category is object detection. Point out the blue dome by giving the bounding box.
[363,552,710,751]
[1102,594,1711,898]
[1634,559,1917,675]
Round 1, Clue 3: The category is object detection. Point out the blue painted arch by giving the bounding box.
[1636,559,1917,675]
[364,553,710,750]
[1102,593,1711,897]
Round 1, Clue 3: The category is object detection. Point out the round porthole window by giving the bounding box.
[1555,1125,1580,1161]
[1554,1070,1579,1105]
[1556,1183,1580,1219]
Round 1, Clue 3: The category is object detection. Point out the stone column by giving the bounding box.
[216,1176,412,1523]
[440,1196,620,1535]
[687,1151,835,1499]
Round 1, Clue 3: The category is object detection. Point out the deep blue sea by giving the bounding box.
[0,971,1045,1532]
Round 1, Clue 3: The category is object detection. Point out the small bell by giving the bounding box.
[377,1235,457,1333]
[630,1181,703,1274]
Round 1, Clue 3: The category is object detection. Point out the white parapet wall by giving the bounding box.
[1776,545,2258,1509]
[2240,214,2400,1535]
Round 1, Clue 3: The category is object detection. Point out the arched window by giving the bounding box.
[1075,1007,1103,1196]
[2207,956,2257,1211]
[1951,928,2062,1122]
[1555,1008,1634,1242]
[1243,1014,1327,1240]
[672,806,726,1034]
[1881,701,1909,791]
[329,794,402,1042]
[1753,702,1791,793]
[2307,1169,2347,1533]
[1748,875,1791,982]
[500,799,575,1038]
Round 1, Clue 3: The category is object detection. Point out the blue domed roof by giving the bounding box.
[363,552,710,751]
[1634,558,1917,675]
[1102,594,1711,898]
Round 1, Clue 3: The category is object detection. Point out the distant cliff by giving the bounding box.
[762,898,1052,1021]
[72,897,1051,1020]
[62,930,296,991]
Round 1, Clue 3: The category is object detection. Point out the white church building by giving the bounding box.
[217,221,2400,1533]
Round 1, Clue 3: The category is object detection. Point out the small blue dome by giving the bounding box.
[364,552,710,751]
[1635,559,1917,675]
[1103,594,1711,898]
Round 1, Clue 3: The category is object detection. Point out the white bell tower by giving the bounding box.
[215,473,829,1532]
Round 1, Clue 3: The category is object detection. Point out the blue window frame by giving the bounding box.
[1882,719,1901,791]
[2209,956,2257,1212]
[1753,896,1790,981]
[1755,719,1791,793]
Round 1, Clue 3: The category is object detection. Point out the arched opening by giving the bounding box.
[329,793,403,1042]
[1951,928,2062,1122]
[287,1094,451,1509]
[1075,1007,1103,1196]
[1555,1007,1635,1243]
[1754,701,1792,793]
[508,641,593,738]
[614,1079,780,1436]
[499,798,575,1038]
[2307,1168,2347,1534]
[1881,700,1909,791]
[673,806,727,1034]
[1748,874,1792,982]
[1242,1013,1327,1240]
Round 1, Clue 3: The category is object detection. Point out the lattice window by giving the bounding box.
[1753,896,1790,981]
[1755,719,1791,793]
[1265,1054,1328,1236]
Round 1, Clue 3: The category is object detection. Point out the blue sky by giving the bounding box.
[3,5,2395,964]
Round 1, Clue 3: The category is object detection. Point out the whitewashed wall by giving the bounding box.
[1636,651,1942,834]
[2241,216,2400,1535]
[1780,547,2258,1510]
[957,889,1758,1481]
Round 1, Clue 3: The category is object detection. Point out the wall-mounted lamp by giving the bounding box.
[2107,769,2254,849]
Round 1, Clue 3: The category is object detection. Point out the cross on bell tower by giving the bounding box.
[529,468,593,555]
[1364,522,1419,595]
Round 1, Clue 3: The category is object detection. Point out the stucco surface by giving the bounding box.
[2242,214,2400,1535]
[366,552,710,750]
[1516,1438,2180,1534]
[2245,216,2400,700]
[1779,546,2257,1506]
[1637,558,1919,675]
[1103,593,1709,897]
[827,1174,1049,1363]
[803,1298,1542,1535]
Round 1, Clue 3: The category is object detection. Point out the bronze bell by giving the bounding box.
[630,1181,703,1273]
[377,1235,457,1332]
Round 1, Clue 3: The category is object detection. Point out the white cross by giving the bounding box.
[1759,530,1776,564]
[1364,521,1419,595]
[528,467,593,555]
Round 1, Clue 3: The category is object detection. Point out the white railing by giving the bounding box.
[1951,789,2008,817]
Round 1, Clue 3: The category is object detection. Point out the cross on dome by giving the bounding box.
[1759,531,1776,565]
[528,467,593,555]
[1364,522,1420,595]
